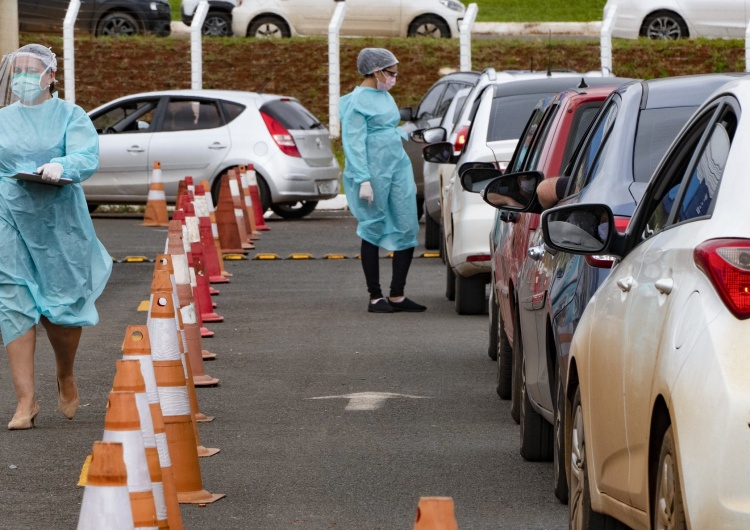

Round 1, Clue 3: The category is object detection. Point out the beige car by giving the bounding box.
[231,0,466,38]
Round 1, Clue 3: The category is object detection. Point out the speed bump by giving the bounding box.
[420,251,441,258]
[253,253,282,260]
[136,300,150,312]
[121,255,151,263]
[323,254,348,259]
[287,253,314,260]
[223,254,248,260]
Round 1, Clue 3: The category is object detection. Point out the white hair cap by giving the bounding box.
[356,48,398,76]
[15,44,58,72]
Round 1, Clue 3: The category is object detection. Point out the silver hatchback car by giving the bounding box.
[86,89,340,218]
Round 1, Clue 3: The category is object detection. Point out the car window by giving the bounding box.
[526,103,561,171]
[568,99,618,195]
[487,94,551,142]
[91,99,160,134]
[632,106,698,183]
[561,102,602,171]
[505,106,546,175]
[416,83,447,120]
[259,99,323,130]
[221,101,246,124]
[162,99,222,131]
[434,82,468,119]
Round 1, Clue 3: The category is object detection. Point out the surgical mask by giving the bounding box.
[597,223,609,241]
[519,178,535,194]
[376,71,396,92]
[11,72,46,103]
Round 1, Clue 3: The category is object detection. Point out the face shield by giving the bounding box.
[0,45,57,108]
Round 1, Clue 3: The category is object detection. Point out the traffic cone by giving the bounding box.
[113,360,173,530]
[228,166,253,250]
[144,161,169,227]
[121,327,183,530]
[247,164,270,231]
[199,179,232,278]
[216,172,248,254]
[102,391,159,529]
[232,166,256,244]
[149,296,224,504]
[188,223,224,323]
[77,441,135,530]
[238,165,260,239]
[194,185,229,284]
[148,292,220,457]
[413,497,459,530]
[181,193,220,297]
[175,179,187,217]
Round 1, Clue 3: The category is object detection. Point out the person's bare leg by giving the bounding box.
[6,326,37,420]
[40,317,82,418]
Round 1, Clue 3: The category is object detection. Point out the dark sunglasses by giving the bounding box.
[382,69,399,78]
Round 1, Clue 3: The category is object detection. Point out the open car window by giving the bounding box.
[92,99,160,134]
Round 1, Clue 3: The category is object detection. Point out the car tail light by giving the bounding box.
[453,124,469,155]
[694,238,750,320]
[467,255,491,263]
[260,111,301,157]
[585,215,631,268]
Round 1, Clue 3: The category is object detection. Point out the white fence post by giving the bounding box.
[328,0,347,138]
[460,3,478,71]
[745,19,750,72]
[191,0,209,90]
[63,0,81,103]
[600,3,617,77]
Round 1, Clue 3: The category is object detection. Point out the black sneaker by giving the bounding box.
[387,297,426,312]
[368,298,394,313]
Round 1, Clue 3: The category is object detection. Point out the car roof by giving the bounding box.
[434,71,482,84]
[91,89,286,108]
[490,76,630,98]
[633,73,750,109]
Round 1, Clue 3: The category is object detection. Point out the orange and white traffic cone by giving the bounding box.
[77,441,135,530]
[144,161,170,227]
[148,296,224,504]
[121,327,183,530]
[413,497,459,530]
[199,179,232,278]
[247,164,270,231]
[175,179,187,217]
[238,165,260,240]
[216,172,248,254]
[113,360,174,530]
[229,167,253,250]
[193,185,229,284]
[102,391,159,529]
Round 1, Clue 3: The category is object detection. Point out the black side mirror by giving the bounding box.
[399,107,413,121]
[459,167,503,193]
[423,142,453,164]
[541,203,615,254]
[480,171,544,212]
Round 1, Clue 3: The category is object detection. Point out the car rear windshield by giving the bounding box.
[487,94,555,142]
[259,99,324,131]
[632,106,697,182]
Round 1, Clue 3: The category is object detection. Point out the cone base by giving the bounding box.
[143,222,170,227]
[200,327,214,338]
[177,490,225,505]
[193,374,219,387]
[241,242,255,250]
[195,412,215,423]
[197,445,220,458]
[209,276,230,284]
[201,313,224,323]
[202,349,217,360]
[221,249,248,255]
[220,271,233,277]
[209,287,220,296]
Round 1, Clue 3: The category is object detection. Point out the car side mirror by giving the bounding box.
[423,142,453,164]
[459,167,503,193]
[422,126,447,144]
[480,171,544,212]
[541,203,615,254]
[399,107,413,122]
[411,129,426,143]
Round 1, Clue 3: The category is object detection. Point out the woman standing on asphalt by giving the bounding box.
[0,44,112,429]
[339,48,426,314]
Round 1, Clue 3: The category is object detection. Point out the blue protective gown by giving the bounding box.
[340,86,418,251]
[0,95,112,345]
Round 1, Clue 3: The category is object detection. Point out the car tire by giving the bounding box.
[248,16,291,38]
[639,11,689,39]
[439,225,446,263]
[495,301,513,399]
[653,426,686,530]
[96,12,140,37]
[270,201,318,219]
[520,358,553,461]
[202,11,232,37]
[416,196,424,221]
[554,371,569,504]
[408,15,450,38]
[510,309,522,423]
[488,288,499,361]
[424,214,440,250]
[455,274,486,315]
[87,204,99,214]
[256,175,272,213]
[445,261,456,301]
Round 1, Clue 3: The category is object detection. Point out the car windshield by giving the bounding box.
[259,99,324,131]
[487,94,554,142]
[632,106,698,182]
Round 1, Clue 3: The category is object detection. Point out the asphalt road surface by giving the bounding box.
[0,209,567,529]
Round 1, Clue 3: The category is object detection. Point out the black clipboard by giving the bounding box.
[10,171,73,187]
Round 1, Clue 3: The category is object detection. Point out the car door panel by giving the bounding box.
[679,0,746,37]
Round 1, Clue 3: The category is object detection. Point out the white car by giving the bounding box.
[605,0,749,39]
[231,0,465,38]
[85,89,340,218]
[543,78,750,528]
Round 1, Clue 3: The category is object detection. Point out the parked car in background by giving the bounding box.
[400,70,480,223]
[543,76,750,529]
[231,0,466,38]
[181,0,236,36]
[85,90,340,218]
[480,72,747,506]
[18,0,172,36]
[605,0,748,39]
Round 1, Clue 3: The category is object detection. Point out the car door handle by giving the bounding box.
[527,245,545,261]
[127,145,145,153]
[655,278,673,295]
[616,276,634,292]
[208,142,227,150]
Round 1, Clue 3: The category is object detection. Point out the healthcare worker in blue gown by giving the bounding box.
[0,44,112,430]
[340,48,426,314]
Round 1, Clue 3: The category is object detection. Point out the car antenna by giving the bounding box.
[546,31,552,77]
[578,77,589,88]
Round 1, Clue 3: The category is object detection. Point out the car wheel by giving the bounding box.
[520,358,553,461]
[488,288,499,361]
[653,426,687,530]
[87,204,99,214]
[568,386,611,529]
[96,12,140,37]
[495,297,513,399]
[202,12,232,37]
[408,15,450,38]
[270,201,318,219]
[455,274,486,315]
[248,16,291,38]
[255,175,272,213]
[445,261,456,301]
[639,11,688,39]
[510,309,522,423]
[416,196,424,221]
[554,371,569,504]
[439,225,446,263]
[424,214,440,250]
